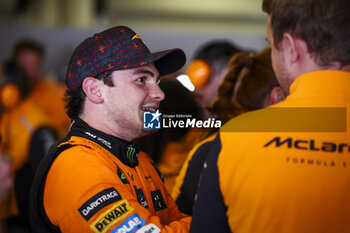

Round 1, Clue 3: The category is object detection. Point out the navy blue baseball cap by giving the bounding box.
[66,26,186,90]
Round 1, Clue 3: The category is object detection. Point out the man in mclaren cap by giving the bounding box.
[29,26,190,233]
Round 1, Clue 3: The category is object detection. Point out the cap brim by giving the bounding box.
[103,48,186,77]
[148,48,186,76]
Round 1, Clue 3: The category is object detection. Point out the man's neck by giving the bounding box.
[320,61,350,72]
[339,64,350,72]
[79,114,134,142]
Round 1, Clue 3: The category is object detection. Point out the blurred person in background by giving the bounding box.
[186,40,243,119]
[0,61,57,233]
[190,0,350,232]
[172,47,283,215]
[13,39,71,138]
[134,78,202,193]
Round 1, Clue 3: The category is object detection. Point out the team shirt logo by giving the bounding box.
[135,224,161,233]
[150,190,167,211]
[134,186,149,209]
[117,168,130,184]
[78,188,122,221]
[110,213,146,233]
[127,145,136,164]
[90,200,134,233]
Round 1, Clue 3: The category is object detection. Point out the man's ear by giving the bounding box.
[282,33,298,65]
[270,86,285,104]
[282,32,308,65]
[265,86,285,106]
[82,77,103,104]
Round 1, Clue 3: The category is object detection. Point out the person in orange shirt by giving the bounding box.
[13,39,70,137]
[30,26,191,233]
[0,61,57,232]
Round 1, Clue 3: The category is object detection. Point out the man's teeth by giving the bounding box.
[142,107,157,112]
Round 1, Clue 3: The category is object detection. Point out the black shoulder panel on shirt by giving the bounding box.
[190,133,232,233]
[14,127,58,226]
[176,140,213,215]
[29,137,75,233]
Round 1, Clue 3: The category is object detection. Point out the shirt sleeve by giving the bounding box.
[189,133,231,233]
[44,146,191,233]
[175,141,213,215]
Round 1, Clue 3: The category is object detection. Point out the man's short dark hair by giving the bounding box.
[12,39,45,60]
[264,0,350,67]
[64,70,114,119]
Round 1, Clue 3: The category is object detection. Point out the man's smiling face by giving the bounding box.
[101,63,165,141]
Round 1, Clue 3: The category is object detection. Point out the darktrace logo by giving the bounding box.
[143,110,161,129]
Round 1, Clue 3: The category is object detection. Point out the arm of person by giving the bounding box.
[189,133,231,233]
[44,146,191,233]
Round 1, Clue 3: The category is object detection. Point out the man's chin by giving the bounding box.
[141,128,159,134]
[133,128,159,139]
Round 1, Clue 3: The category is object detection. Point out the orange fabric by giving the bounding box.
[44,136,191,233]
[0,96,51,219]
[31,79,70,138]
[157,129,203,193]
[216,71,350,233]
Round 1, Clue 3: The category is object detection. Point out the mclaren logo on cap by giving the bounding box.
[132,35,146,45]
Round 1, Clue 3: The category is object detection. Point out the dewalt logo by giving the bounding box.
[90,199,134,233]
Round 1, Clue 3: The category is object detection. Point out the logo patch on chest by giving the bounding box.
[117,168,130,184]
[150,190,167,211]
[134,186,149,209]
[90,199,134,233]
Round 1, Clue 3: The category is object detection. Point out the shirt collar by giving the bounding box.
[289,70,350,98]
[68,118,139,167]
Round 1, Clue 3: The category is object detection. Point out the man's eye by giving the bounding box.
[136,77,145,83]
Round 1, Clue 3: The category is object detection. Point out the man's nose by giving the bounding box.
[149,84,165,101]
